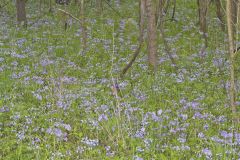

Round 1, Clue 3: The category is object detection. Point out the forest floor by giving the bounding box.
[0,0,240,159]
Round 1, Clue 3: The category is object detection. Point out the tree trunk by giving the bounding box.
[16,0,27,27]
[49,0,53,12]
[96,0,102,14]
[198,0,209,48]
[40,0,42,11]
[140,0,146,35]
[120,0,145,77]
[159,0,178,71]
[215,0,225,31]
[80,0,87,52]
[238,0,240,26]
[226,0,238,123]
[145,0,157,70]
[232,0,238,34]
[171,0,176,20]
[164,0,170,14]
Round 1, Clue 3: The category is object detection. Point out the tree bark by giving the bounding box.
[198,0,209,48]
[145,0,157,70]
[96,0,102,14]
[16,0,27,27]
[215,0,225,31]
[159,0,178,71]
[80,0,87,52]
[171,0,176,20]
[226,0,238,123]
[49,0,53,12]
[164,0,170,14]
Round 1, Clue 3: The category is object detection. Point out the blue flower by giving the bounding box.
[220,130,233,139]
[202,148,212,157]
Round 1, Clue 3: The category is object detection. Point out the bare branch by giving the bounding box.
[57,8,81,22]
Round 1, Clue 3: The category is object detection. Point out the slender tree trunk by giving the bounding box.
[171,0,176,20]
[232,0,238,34]
[80,0,87,52]
[145,0,157,70]
[120,0,145,77]
[155,0,160,26]
[238,0,240,24]
[226,0,238,123]
[140,0,146,35]
[16,0,27,27]
[40,0,45,12]
[198,0,209,48]
[164,0,170,14]
[197,0,200,24]
[159,0,178,71]
[96,0,102,14]
[49,0,53,12]
[215,0,225,31]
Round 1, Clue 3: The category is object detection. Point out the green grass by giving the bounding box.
[0,0,240,159]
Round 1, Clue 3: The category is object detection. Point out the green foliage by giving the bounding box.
[0,0,239,159]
